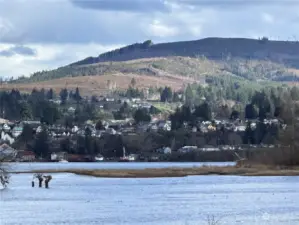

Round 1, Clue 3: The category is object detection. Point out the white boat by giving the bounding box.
[95,156,104,162]
[59,159,68,163]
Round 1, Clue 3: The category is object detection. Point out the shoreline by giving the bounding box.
[12,166,299,177]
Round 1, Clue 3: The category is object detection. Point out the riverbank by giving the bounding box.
[13,165,299,177]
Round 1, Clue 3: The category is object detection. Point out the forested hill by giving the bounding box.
[71,37,299,68]
[8,37,299,90]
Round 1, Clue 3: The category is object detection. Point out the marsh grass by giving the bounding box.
[14,164,299,178]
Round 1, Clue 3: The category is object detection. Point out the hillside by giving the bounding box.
[1,72,195,96]
[7,37,299,95]
[72,37,299,68]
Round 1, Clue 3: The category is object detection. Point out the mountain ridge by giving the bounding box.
[71,37,299,68]
[6,37,299,96]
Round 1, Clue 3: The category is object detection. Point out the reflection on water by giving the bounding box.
[8,162,235,172]
[1,173,299,225]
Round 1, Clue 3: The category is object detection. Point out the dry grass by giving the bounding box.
[3,56,297,96]
[14,165,299,178]
[1,73,194,96]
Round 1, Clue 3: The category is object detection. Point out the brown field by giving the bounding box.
[14,165,299,178]
[1,73,196,96]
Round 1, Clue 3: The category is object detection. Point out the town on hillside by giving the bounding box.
[0,80,293,163]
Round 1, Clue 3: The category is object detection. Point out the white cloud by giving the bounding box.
[0,0,299,78]
[0,43,121,78]
[146,20,179,38]
[262,13,274,24]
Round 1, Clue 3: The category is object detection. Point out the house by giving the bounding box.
[199,146,220,151]
[105,98,115,102]
[105,128,117,135]
[12,125,23,138]
[36,126,43,133]
[150,124,158,131]
[207,124,216,131]
[68,107,76,114]
[0,131,15,145]
[49,99,61,105]
[16,150,36,162]
[22,120,41,126]
[51,152,68,161]
[131,98,141,103]
[234,125,246,132]
[0,118,9,125]
[2,123,11,132]
[192,126,197,132]
[157,147,171,154]
[0,144,17,161]
[71,126,79,133]
[157,121,171,131]
[178,146,198,153]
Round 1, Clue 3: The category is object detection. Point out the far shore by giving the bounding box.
[12,165,299,177]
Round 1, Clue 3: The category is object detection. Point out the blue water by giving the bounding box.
[7,162,235,172]
[1,173,299,225]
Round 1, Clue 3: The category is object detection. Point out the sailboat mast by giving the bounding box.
[123,147,126,157]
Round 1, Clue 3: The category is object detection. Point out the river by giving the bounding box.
[1,163,299,225]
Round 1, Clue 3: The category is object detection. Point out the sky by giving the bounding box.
[0,0,299,78]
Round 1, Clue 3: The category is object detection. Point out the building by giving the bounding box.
[51,152,68,161]
[12,126,23,138]
[157,147,172,154]
[178,146,198,153]
[68,107,76,114]
[2,124,11,132]
[16,150,36,162]
[0,131,15,145]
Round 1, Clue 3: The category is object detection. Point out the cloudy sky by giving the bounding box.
[0,0,298,78]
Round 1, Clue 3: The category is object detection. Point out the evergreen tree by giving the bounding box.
[59,88,68,104]
[33,129,49,158]
[130,78,137,87]
[74,87,82,103]
[160,87,173,102]
[133,109,151,124]
[245,104,258,119]
[46,88,55,100]
[185,84,194,106]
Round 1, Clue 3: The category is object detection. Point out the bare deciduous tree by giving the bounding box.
[0,146,16,188]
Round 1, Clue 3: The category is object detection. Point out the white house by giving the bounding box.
[68,107,76,114]
[234,125,246,132]
[0,131,15,145]
[12,126,23,138]
[2,124,11,132]
[71,126,79,133]
[178,146,198,153]
[51,152,68,161]
[157,147,172,154]
[36,126,43,133]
